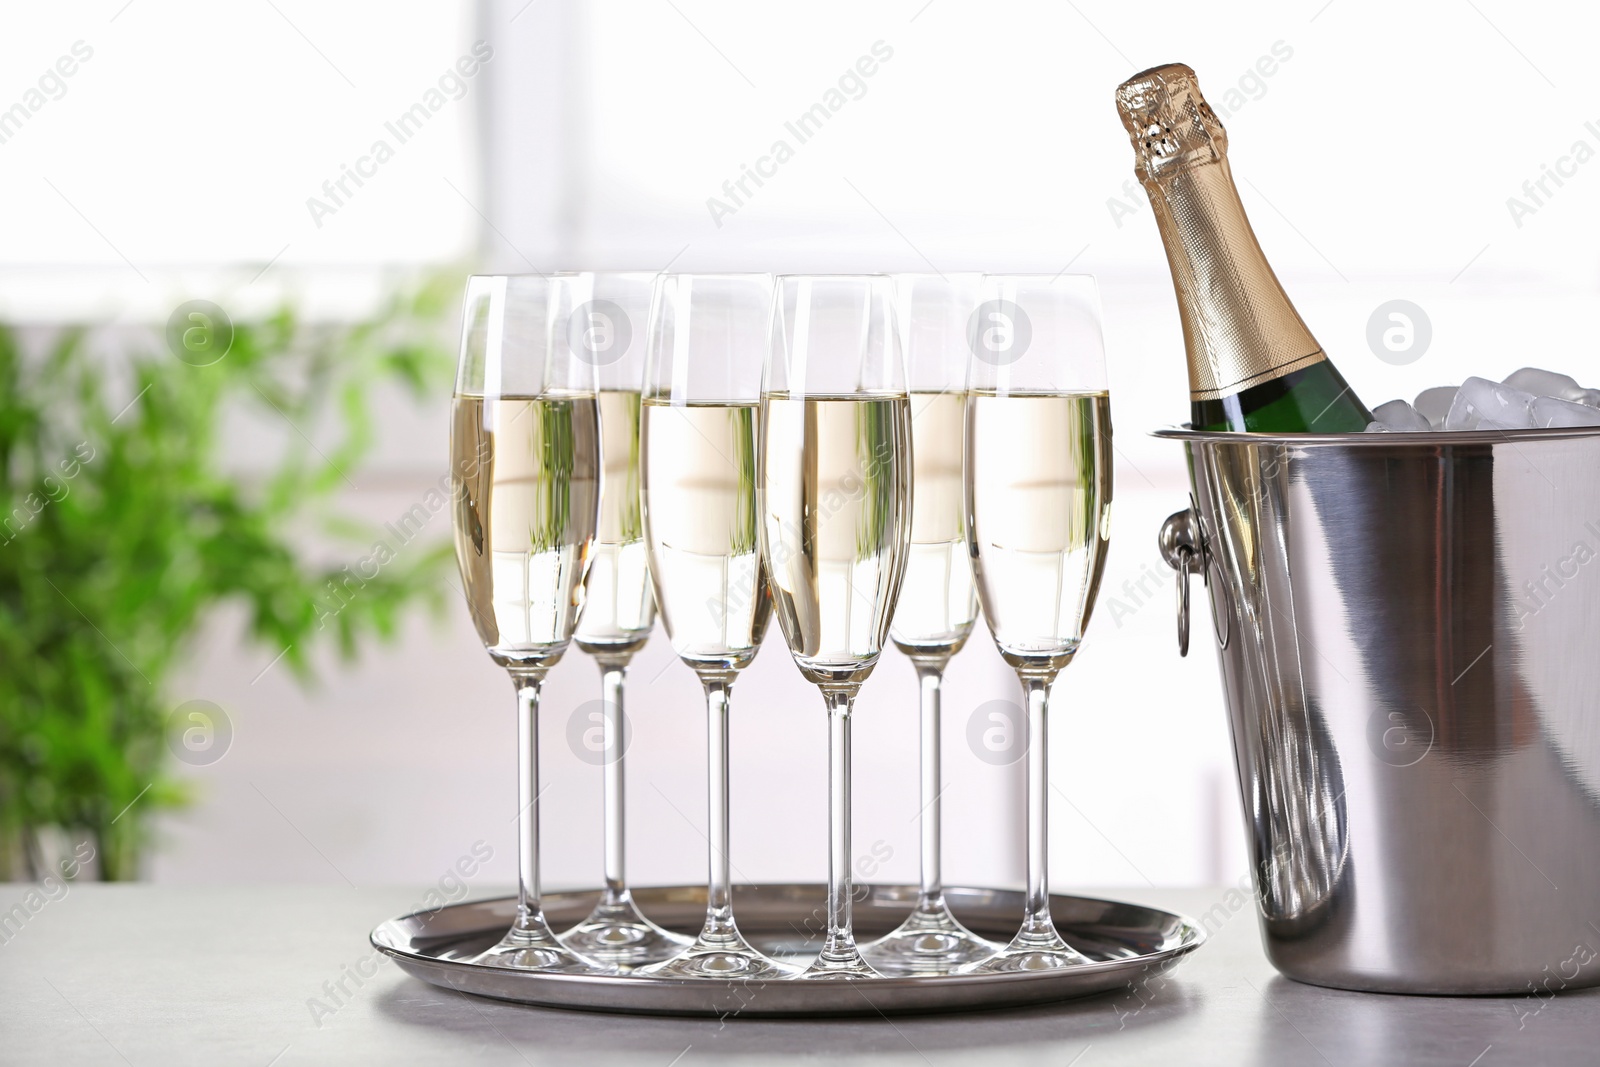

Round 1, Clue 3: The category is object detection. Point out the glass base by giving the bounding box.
[473,916,605,974]
[558,895,691,967]
[963,925,1091,973]
[861,897,1001,975]
[797,946,881,980]
[640,928,798,980]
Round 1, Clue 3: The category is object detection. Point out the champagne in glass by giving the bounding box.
[968,393,1112,654]
[761,275,912,979]
[863,274,999,975]
[642,401,770,666]
[637,274,793,980]
[558,271,690,966]
[450,274,603,972]
[964,274,1112,973]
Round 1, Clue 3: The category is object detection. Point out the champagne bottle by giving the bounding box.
[1115,63,1373,433]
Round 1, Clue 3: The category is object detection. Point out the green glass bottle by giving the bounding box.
[1114,64,1373,433]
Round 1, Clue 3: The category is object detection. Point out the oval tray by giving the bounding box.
[371,882,1204,1017]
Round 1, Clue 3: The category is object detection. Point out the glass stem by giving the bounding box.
[915,662,946,912]
[1020,673,1057,942]
[702,676,737,943]
[512,674,547,936]
[821,688,858,964]
[599,660,629,909]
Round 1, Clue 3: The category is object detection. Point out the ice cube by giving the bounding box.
[1372,399,1432,432]
[1413,386,1458,429]
[1504,367,1579,398]
[1364,421,1390,433]
[1443,386,1481,430]
[1532,395,1600,428]
[1501,367,1600,406]
[1445,376,1537,431]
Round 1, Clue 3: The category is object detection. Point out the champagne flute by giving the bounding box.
[862,273,999,975]
[761,275,912,979]
[963,274,1112,972]
[450,274,603,972]
[637,273,794,980]
[558,271,690,966]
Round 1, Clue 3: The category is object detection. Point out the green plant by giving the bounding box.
[0,277,460,880]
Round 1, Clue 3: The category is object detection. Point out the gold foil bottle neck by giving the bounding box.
[1115,63,1228,183]
[1114,62,1323,402]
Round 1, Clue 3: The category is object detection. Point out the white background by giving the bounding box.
[7,0,1598,894]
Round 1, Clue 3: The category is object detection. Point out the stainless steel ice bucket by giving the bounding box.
[1156,426,1600,995]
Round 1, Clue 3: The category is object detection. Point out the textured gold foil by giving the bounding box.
[1115,64,1324,401]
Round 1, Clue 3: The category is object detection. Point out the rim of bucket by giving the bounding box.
[1151,424,1600,446]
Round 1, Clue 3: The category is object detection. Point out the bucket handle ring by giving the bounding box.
[1158,506,1227,656]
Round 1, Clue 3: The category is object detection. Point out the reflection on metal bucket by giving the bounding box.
[1157,426,1600,994]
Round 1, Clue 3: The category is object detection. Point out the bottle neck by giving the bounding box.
[1144,157,1325,402]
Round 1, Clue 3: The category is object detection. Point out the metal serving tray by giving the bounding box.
[372,883,1204,1017]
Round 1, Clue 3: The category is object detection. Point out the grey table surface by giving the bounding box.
[1,884,1594,1066]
